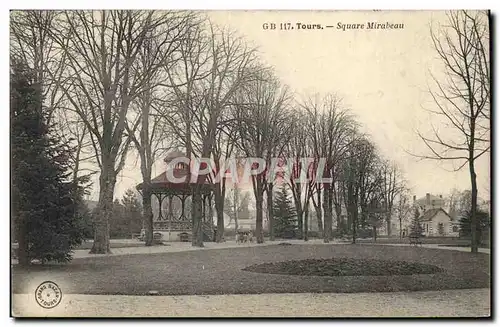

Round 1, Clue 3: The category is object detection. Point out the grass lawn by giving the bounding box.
[12,244,490,296]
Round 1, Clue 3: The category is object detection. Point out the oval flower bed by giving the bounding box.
[243,258,444,276]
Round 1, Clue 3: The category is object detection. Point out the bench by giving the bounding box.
[409,235,422,246]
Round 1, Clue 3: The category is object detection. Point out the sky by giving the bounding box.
[90,10,490,202]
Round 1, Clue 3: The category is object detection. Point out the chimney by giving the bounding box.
[439,194,442,199]
[413,195,416,202]
[426,193,430,205]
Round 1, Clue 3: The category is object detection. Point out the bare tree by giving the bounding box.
[357,145,383,235]
[166,20,257,246]
[331,163,346,235]
[125,12,196,246]
[446,187,462,220]
[212,124,237,242]
[394,189,412,239]
[301,94,357,243]
[342,136,378,243]
[417,10,490,253]
[380,161,405,236]
[162,19,210,247]
[265,108,295,242]
[10,11,67,124]
[56,110,98,187]
[48,10,174,253]
[232,69,291,243]
[309,182,324,235]
[366,190,385,242]
[286,109,315,241]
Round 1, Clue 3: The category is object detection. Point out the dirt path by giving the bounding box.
[12,288,490,317]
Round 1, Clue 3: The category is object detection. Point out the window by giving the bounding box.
[452,226,458,232]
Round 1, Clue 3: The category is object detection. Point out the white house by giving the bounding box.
[419,208,459,237]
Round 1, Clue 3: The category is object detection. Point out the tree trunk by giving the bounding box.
[215,204,224,242]
[191,190,204,247]
[255,194,264,243]
[315,206,323,235]
[334,204,342,233]
[142,186,154,246]
[352,209,357,244]
[296,209,303,240]
[359,207,367,228]
[90,170,115,254]
[304,204,309,241]
[328,188,334,239]
[346,204,353,233]
[322,187,332,243]
[267,187,274,241]
[386,212,392,237]
[470,161,478,253]
[234,218,238,233]
[347,203,358,244]
[292,184,303,240]
[208,195,214,241]
[399,218,403,239]
[314,187,324,235]
[214,185,225,242]
[373,226,377,242]
[232,187,239,235]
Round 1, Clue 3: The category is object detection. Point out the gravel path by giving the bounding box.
[12,288,490,317]
[378,242,491,254]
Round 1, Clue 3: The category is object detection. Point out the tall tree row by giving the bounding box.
[11,11,259,250]
[11,10,486,252]
[232,69,292,243]
[163,20,258,246]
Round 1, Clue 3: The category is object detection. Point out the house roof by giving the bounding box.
[164,150,187,163]
[136,168,213,194]
[415,194,443,205]
[420,208,452,222]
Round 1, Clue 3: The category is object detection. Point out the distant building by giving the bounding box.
[413,193,446,212]
[400,193,459,237]
[419,208,459,237]
[230,218,256,232]
[224,214,256,232]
